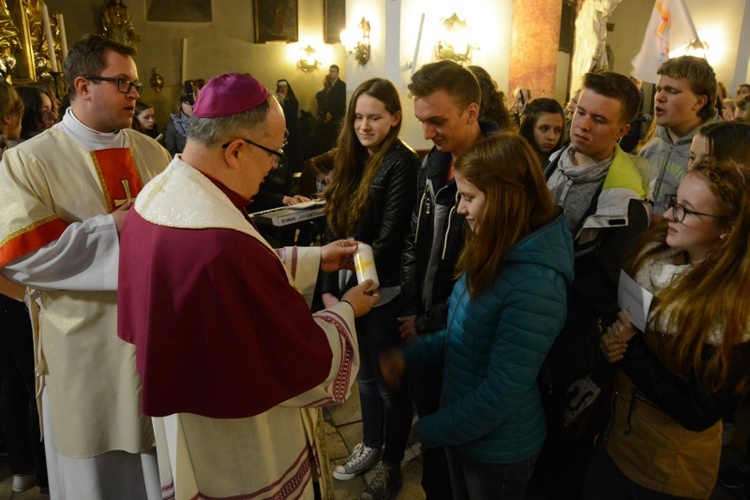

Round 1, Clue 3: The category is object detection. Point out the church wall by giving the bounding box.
[46,0,345,131]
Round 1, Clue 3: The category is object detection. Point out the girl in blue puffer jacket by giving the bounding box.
[381,132,574,500]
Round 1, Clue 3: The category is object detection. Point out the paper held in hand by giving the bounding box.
[617,269,654,332]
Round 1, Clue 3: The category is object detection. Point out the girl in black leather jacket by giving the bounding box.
[322,78,420,499]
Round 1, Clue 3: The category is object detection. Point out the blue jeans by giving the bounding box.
[445,447,538,500]
[356,298,412,464]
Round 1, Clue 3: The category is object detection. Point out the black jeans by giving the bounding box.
[356,298,413,464]
[409,360,452,499]
[446,447,538,500]
[0,297,47,486]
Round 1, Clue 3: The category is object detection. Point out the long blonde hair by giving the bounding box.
[454,132,557,297]
[628,159,750,393]
[325,78,402,237]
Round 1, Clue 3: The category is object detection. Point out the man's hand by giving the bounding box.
[320,240,357,272]
[379,349,406,389]
[112,200,134,233]
[283,194,312,206]
[397,315,418,342]
[340,280,380,317]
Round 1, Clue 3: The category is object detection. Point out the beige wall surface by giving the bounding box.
[46,0,747,150]
[47,0,345,130]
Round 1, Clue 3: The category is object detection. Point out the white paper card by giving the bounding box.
[617,269,654,332]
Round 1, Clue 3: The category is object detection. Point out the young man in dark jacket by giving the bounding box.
[399,60,499,499]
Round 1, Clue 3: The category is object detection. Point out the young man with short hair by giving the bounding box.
[639,55,719,217]
[528,71,654,499]
[399,60,500,500]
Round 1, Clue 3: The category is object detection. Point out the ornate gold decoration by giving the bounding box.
[101,0,140,49]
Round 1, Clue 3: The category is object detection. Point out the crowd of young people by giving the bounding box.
[1,30,750,500]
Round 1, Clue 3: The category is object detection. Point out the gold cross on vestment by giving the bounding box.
[114,179,135,207]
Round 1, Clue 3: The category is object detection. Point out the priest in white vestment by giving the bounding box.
[117,73,379,500]
[0,34,171,499]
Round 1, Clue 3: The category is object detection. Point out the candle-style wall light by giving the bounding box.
[297,45,320,72]
[435,13,478,65]
[340,17,370,66]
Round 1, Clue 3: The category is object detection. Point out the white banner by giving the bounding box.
[631,0,699,83]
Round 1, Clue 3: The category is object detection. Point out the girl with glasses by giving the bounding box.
[586,159,750,499]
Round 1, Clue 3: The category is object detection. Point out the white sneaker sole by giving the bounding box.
[333,469,359,481]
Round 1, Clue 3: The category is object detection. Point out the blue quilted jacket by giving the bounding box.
[404,212,574,463]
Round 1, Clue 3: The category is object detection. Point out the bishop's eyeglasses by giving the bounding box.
[221,138,286,164]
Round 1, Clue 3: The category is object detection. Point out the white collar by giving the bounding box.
[57,107,129,151]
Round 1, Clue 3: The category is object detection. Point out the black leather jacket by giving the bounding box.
[322,140,420,295]
[400,121,500,334]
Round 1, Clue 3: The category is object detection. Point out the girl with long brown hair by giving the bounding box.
[381,132,574,499]
[321,77,420,499]
[588,159,750,499]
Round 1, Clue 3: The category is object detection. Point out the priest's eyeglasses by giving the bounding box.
[665,194,726,223]
[222,138,286,164]
[84,76,144,95]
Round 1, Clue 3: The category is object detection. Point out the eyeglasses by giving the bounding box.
[222,137,286,163]
[84,76,144,95]
[665,194,726,223]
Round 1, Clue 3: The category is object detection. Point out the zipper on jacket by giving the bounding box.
[441,204,457,261]
[415,190,429,246]
[624,387,638,434]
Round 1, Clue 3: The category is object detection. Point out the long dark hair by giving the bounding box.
[468,65,512,130]
[325,78,403,237]
[519,98,566,159]
[16,86,49,137]
[697,121,750,165]
[134,100,160,139]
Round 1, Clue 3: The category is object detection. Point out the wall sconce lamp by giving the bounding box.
[435,13,478,64]
[340,17,370,66]
[297,45,320,72]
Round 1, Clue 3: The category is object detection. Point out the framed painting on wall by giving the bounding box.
[253,0,298,43]
[324,0,345,44]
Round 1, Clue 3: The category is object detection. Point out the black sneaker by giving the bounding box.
[719,461,750,490]
[360,461,403,500]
